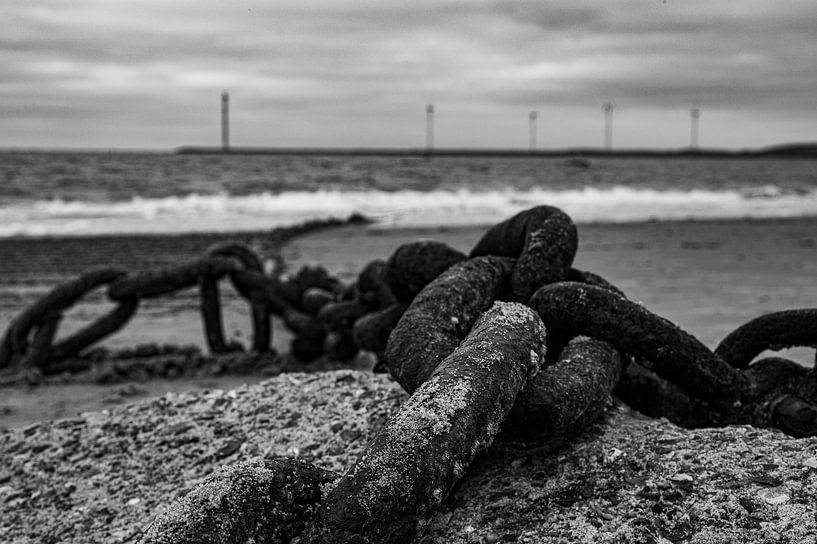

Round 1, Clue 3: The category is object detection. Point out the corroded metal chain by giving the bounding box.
[3,206,816,541]
[138,205,817,543]
[0,268,133,370]
[0,255,268,376]
[0,218,382,377]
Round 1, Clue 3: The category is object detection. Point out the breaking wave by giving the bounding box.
[2,186,817,237]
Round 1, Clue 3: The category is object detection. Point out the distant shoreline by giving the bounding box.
[174,143,817,159]
[2,143,816,158]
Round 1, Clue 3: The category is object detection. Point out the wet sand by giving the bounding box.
[1,217,816,427]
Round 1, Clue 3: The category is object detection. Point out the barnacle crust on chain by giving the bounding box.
[502,337,624,442]
[528,281,749,404]
[385,256,514,393]
[299,302,546,544]
[139,459,337,544]
[470,205,578,301]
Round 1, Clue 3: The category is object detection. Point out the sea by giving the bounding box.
[1,151,817,237]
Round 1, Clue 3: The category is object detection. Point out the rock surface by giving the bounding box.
[1,370,816,543]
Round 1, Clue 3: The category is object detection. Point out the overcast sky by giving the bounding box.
[3,1,816,150]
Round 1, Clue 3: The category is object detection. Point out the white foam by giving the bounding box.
[2,186,816,237]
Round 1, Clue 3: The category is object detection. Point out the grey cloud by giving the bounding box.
[461,2,817,113]
[2,1,816,147]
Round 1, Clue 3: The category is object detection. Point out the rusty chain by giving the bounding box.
[137,205,817,543]
[1,206,816,542]
[0,218,372,377]
[2,206,815,436]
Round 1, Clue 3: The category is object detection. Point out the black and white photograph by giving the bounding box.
[1,1,816,542]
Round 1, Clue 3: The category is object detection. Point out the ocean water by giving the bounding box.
[1,151,816,237]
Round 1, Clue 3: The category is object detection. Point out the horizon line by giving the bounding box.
[1,141,816,158]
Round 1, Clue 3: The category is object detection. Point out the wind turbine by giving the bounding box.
[690,106,701,149]
[602,101,616,150]
[529,111,538,151]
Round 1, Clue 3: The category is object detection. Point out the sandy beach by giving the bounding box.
[1,216,816,427]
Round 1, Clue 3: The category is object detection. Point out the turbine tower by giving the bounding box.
[602,101,615,151]
[221,90,230,152]
[529,111,538,152]
[425,104,435,155]
[690,107,701,149]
